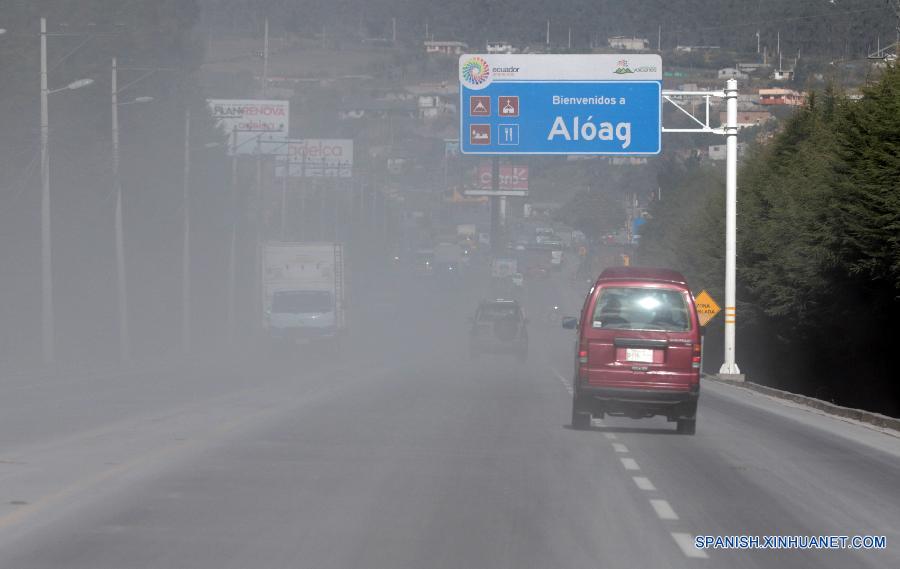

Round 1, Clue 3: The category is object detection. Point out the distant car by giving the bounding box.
[412,250,434,277]
[469,299,528,361]
[562,267,701,434]
[436,261,461,278]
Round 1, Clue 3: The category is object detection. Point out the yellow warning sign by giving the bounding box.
[694,289,721,326]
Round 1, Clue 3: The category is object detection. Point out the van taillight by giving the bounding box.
[692,344,702,369]
[578,350,588,364]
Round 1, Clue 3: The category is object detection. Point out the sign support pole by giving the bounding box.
[719,78,743,379]
[661,81,744,381]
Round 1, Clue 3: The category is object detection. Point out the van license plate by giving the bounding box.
[625,348,654,363]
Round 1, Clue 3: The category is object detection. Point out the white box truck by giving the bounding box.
[262,242,346,345]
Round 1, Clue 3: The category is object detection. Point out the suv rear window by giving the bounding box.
[272,291,332,313]
[478,303,521,321]
[592,287,690,331]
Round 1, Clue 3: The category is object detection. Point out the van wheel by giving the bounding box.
[676,418,696,435]
[571,395,591,430]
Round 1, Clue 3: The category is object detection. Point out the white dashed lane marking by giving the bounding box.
[620,457,640,471]
[551,369,574,395]
[633,476,656,491]
[604,432,617,440]
[671,533,709,559]
[650,499,679,520]
[612,443,628,453]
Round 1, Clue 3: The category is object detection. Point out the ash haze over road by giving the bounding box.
[1,268,898,569]
[1,1,899,568]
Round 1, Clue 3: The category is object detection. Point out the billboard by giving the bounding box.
[459,54,662,155]
[274,139,354,178]
[207,99,290,155]
[466,163,528,196]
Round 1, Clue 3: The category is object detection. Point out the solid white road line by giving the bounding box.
[612,442,628,453]
[671,533,709,559]
[620,457,640,471]
[633,476,656,491]
[650,499,679,520]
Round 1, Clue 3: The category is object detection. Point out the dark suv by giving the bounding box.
[469,299,529,361]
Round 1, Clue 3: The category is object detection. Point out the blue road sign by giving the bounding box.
[459,54,662,155]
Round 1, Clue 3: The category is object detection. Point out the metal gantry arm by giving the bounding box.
[661,90,725,134]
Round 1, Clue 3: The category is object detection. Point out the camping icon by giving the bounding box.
[470,96,491,116]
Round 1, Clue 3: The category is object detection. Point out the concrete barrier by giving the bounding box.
[705,374,900,433]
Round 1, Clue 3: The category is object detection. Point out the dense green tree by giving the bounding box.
[637,65,900,415]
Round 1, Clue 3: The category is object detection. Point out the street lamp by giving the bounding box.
[40,16,93,367]
[111,57,153,364]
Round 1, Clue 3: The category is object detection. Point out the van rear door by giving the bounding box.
[582,285,696,391]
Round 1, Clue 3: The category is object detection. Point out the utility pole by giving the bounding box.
[182,109,192,355]
[546,20,550,46]
[40,17,54,367]
[112,57,131,363]
[490,157,500,255]
[261,17,269,96]
[658,25,662,52]
[280,158,289,240]
[227,128,238,344]
[392,17,397,43]
[253,144,264,335]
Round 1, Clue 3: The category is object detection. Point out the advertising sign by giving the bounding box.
[207,99,290,155]
[274,139,354,178]
[459,54,662,155]
[467,163,528,196]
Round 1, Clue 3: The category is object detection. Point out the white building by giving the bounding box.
[486,41,515,54]
[708,143,748,161]
[424,41,468,56]
[772,68,795,81]
[718,67,749,80]
[608,36,650,51]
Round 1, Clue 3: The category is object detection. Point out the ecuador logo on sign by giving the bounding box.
[694,290,721,327]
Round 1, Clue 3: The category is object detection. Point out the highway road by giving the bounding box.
[0,266,898,569]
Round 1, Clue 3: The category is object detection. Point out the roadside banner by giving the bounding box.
[273,139,354,178]
[207,99,290,155]
[466,163,528,196]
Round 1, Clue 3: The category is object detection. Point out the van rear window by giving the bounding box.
[592,287,690,332]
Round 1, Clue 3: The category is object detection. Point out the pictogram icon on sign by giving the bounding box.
[498,96,519,117]
[498,124,519,146]
[470,124,491,145]
[470,96,491,116]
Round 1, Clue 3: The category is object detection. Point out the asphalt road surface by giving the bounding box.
[0,265,898,569]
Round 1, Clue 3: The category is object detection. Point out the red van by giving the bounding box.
[562,267,701,434]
